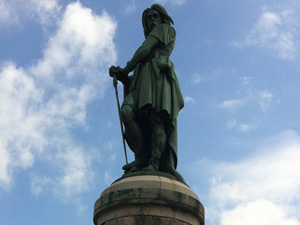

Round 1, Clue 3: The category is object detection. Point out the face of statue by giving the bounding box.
[146,9,162,31]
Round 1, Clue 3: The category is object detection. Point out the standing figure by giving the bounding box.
[109,4,185,183]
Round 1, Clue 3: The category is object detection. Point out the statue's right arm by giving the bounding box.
[123,36,160,73]
[109,65,129,86]
[110,36,160,84]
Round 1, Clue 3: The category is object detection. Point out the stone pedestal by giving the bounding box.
[93,175,204,225]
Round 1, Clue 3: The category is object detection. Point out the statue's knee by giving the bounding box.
[120,105,135,123]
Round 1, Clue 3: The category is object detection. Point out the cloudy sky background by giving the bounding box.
[1,0,300,225]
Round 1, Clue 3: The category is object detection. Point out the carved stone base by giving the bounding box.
[93,175,205,225]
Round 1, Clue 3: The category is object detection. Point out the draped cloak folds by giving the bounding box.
[122,23,184,170]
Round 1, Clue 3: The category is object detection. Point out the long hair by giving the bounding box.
[142,4,174,38]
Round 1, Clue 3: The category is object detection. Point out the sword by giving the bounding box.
[112,72,128,165]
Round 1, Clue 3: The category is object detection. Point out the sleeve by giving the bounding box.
[148,24,176,46]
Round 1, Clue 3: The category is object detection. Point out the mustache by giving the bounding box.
[149,21,158,29]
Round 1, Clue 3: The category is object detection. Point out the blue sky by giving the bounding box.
[1,0,300,225]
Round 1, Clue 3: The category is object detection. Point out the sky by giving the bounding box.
[1,0,300,225]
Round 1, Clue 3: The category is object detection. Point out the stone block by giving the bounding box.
[94,175,204,225]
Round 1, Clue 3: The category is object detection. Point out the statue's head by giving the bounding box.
[142,4,174,37]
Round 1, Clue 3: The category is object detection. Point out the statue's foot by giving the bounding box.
[123,160,145,173]
[122,160,137,171]
[165,166,187,185]
[129,165,141,172]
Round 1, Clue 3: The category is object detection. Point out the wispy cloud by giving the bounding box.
[191,130,300,225]
[154,0,187,6]
[0,0,17,24]
[31,175,54,196]
[104,170,116,186]
[233,9,298,60]
[0,0,61,25]
[191,69,228,85]
[219,99,246,111]
[124,0,137,14]
[257,90,273,112]
[0,1,117,199]
[219,88,274,113]
[184,96,195,104]
[226,120,256,132]
[191,73,206,84]
[29,0,61,24]
[240,76,252,85]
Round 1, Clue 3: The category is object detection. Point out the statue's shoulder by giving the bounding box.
[149,24,176,45]
[153,24,175,35]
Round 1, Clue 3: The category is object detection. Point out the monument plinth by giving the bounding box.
[93,175,204,225]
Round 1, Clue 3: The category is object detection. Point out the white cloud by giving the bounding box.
[31,1,117,83]
[43,85,96,125]
[0,63,43,189]
[57,147,93,197]
[221,199,300,225]
[204,130,300,225]
[30,145,95,199]
[0,1,117,198]
[0,144,12,190]
[233,9,298,60]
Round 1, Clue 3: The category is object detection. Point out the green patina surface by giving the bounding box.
[109,4,185,183]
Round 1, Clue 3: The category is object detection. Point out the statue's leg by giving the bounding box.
[120,105,147,171]
[144,114,166,171]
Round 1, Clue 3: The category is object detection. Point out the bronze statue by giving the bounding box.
[109,4,185,183]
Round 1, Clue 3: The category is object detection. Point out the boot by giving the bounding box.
[123,152,147,172]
